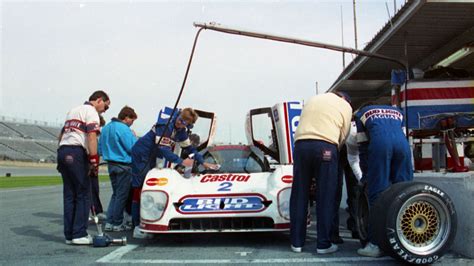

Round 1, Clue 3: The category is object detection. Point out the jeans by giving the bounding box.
[106,163,132,226]
[57,146,90,240]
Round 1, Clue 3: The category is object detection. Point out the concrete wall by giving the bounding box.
[414,172,474,258]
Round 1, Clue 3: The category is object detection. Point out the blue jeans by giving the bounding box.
[57,146,90,240]
[106,163,132,226]
[290,140,339,249]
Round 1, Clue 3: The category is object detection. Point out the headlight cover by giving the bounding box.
[278,187,291,220]
[141,190,168,222]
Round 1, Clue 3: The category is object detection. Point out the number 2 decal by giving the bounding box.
[218,182,233,191]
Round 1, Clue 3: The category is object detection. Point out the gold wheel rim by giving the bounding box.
[400,201,439,246]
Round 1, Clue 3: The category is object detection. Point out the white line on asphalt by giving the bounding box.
[96,244,138,263]
[106,257,394,264]
[0,185,60,193]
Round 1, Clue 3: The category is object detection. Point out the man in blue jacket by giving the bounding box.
[99,106,138,232]
[355,103,413,257]
[130,107,217,239]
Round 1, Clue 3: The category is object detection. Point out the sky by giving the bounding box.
[1,0,405,143]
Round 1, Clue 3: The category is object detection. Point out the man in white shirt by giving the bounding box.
[57,90,110,245]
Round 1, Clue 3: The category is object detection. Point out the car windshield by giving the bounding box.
[197,145,266,173]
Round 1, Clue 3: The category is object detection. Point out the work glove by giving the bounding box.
[89,154,100,177]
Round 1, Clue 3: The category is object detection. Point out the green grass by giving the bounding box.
[0,175,110,189]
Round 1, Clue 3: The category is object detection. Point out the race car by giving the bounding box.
[138,102,303,233]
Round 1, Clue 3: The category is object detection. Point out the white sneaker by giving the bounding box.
[133,226,153,239]
[71,235,93,245]
[357,243,383,257]
[65,240,72,245]
[291,245,302,253]
[113,223,132,232]
[123,212,133,227]
[104,223,113,232]
[316,243,338,254]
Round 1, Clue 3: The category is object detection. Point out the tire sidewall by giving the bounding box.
[384,182,457,264]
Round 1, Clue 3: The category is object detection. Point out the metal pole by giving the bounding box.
[385,2,393,27]
[341,5,345,69]
[193,22,407,69]
[353,0,358,49]
[315,82,319,95]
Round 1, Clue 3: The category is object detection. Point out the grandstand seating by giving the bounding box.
[0,119,60,162]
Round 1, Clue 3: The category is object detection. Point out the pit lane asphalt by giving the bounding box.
[1,184,471,265]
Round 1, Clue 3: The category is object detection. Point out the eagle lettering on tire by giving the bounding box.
[371,181,457,264]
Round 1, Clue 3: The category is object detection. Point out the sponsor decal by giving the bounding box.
[362,108,403,123]
[281,175,293,184]
[200,174,250,183]
[322,150,332,161]
[158,137,174,147]
[284,102,303,163]
[178,195,266,213]
[273,108,279,122]
[146,177,168,186]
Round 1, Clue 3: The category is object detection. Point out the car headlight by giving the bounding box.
[278,187,291,220]
[141,191,168,221]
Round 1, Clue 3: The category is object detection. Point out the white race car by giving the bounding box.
[138,102,303,233]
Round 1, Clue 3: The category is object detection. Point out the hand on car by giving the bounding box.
[182,158,194,167]
[203,163,220,170]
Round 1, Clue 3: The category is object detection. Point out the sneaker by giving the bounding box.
[357,243,383,257]
[123,212,133,227]
[104,223,113,232]
[72,235,93,245]
[113,224,132,232]
[133,226,153,239]
[317,243,338,254]
[65,240,72,245]
[291,245,302,253]
[96,213,107,220]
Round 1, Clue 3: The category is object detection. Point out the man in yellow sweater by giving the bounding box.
[290,91,352,254]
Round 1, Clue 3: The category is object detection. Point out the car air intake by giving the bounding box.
[169,217,274,231]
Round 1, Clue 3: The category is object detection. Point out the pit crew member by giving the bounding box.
[99,106,138,232]
[290,92,352,254]
[57,90,110,245]
[355,104,413,257]
[130,107,218,238]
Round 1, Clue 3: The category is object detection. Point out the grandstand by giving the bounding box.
[0,117,61,162]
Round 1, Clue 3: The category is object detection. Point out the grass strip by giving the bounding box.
[0,175,110,189]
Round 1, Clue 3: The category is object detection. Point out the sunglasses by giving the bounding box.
[178,116,190,126]
[102,100,109,112]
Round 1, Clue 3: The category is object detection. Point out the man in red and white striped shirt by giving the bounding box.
[57,90,110,245]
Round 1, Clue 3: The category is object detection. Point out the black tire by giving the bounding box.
[372,182,457,264]
[353,184,369,246]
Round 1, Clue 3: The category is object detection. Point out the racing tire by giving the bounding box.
[353,184,369,246]
[372,181,457,265]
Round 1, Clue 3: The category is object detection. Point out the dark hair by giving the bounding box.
[118,106,137,120]
[99,115,106,127]
[334,91,351,104]
[89,90,109,102]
